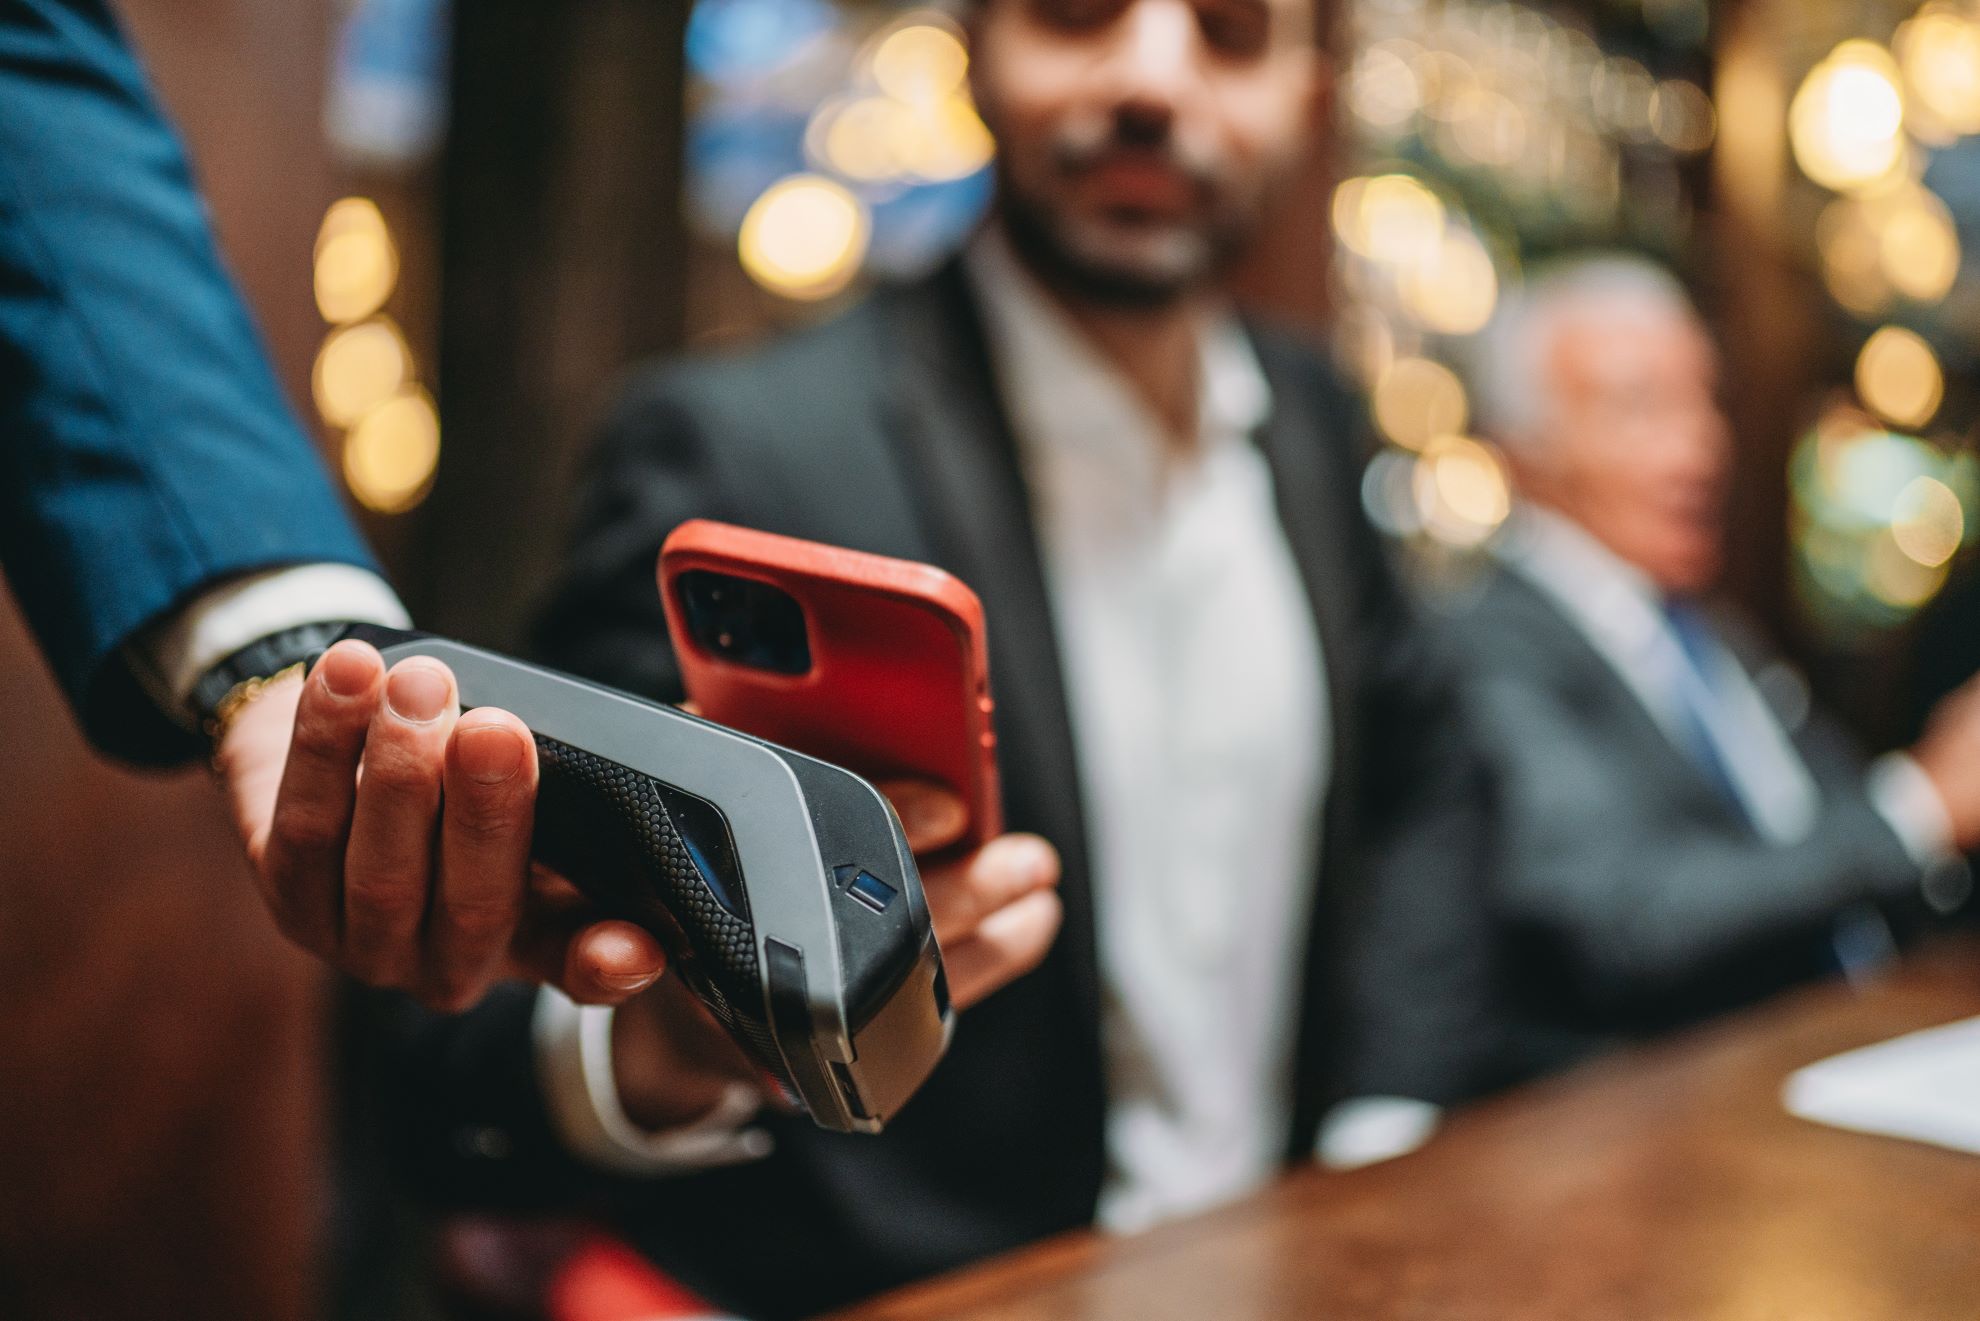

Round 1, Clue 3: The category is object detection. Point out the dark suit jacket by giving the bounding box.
[0,0,373,763]
[1444,564,1931,1074]
[379,263,1502,1318]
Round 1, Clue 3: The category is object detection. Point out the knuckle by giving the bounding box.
[289,702,357,763]
[448,789,527,847]
[362,738,442,797]
[440,893,521,943]
[344,873,429,931]
[270,796,348,856]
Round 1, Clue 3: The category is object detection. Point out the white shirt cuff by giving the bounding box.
[124,563,412,724]
[531,988,772,1176]
[1866,752,1958,870]
[1316,1096,1441,1171]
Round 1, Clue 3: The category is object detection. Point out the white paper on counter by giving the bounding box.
[1782,1015,1980,1155]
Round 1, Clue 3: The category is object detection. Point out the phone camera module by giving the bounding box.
[678,570,812,675]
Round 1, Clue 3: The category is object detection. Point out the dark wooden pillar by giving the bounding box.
[1705,0,1820,650]
[417,1,691,647]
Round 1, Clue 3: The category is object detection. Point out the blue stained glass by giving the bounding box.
[687,0,839,84]
[328,0,451,166]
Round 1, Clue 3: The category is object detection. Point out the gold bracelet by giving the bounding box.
[204,661,307,747]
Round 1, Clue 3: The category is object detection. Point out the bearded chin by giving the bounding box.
[997,186,1235,311]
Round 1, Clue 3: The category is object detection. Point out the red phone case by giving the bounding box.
[658,520,1003,849]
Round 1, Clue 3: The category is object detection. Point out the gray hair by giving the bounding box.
[1470,254,1697,454]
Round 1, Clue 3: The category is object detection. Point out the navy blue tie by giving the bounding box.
[1661,599,1752,830]
[1665,599,1891,978]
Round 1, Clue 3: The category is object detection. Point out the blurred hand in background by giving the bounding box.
[1909,672,1980,853]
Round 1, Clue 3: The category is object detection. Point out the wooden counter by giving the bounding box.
[832,942,1980,1321]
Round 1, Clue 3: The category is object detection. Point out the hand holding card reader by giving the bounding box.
[317,625,954,1134]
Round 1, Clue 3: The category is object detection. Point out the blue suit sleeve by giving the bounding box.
[0,0,378,763]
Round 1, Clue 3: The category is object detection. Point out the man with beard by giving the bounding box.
[385,1,1501,1314]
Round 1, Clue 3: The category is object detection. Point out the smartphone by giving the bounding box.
[658,520,1003,852]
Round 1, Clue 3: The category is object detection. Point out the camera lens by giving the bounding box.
[678,570,811,674]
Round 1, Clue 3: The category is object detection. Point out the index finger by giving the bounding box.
[259,641,387,950]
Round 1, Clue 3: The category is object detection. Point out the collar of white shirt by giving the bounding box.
[961,227,1271,487]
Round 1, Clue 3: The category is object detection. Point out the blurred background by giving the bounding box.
[4,0,1980,1316]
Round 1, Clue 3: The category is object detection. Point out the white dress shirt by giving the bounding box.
[968,233,1329,1231]
[1502,506,1954,869]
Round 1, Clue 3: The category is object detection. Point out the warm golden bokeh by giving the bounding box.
[311,317,413,430]
[342,387,442,515]
[1373,357,1470,451]
[1790,42,1908,194]
[312,196,398,326]
[738,174,871,301]
[1413,434,1512,547]
[1855,325,1944,430]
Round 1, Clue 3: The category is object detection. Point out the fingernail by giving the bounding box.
[456,724,523,784]
[320,644,371,698]
[599,969,659,992]
[1014,837,1055,881]
[387,662,452,723]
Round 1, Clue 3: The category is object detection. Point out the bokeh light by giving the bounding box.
[1334,174,1447,269]
[1881,186,1962,303]
[1404,227,1499,335]
[1866,526,1950,606]
[1892,475,1965,568]
[1854,326,1944,430]
[313,197,398,325]
[1816,180,1961,318]
[1817,196,1895,316]
[910,97,997,182]
[1412,434,1512,547]
[312,317,413,429]
[1650,79,1717,154]
[738,173,870,300]
[1896,4,1980,140]
[1346,41,1424,131]
[813,95,921,182]
[1361,446,1424,539]
[689,2,993,295]
[343,387,441,514]
[1791,410,1975,625]
[1373,357,1470,451]
[869,18,968,105]
[1789,41,1907,194]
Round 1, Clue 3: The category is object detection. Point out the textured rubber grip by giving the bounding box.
[529,735,793,1095]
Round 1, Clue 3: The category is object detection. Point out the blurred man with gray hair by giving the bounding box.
[1452,254,1978,1072]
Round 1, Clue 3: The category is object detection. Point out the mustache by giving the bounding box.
[1047,112,1221,190]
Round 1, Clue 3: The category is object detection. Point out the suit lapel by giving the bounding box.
[1250,342,1358,830]
[1246,337,1364,1139]
[1490,567,1755,828]
[870,265,1104,1044]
